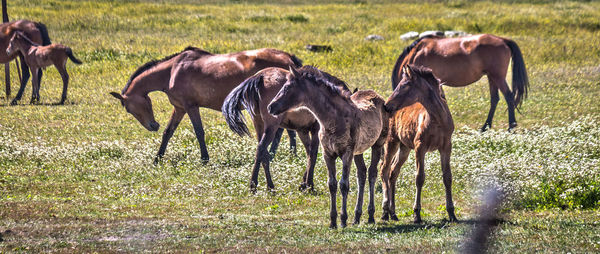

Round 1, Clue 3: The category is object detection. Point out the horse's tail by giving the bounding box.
[290,54,303,67]
[391,36,435,90]
[503,38,529,109]
[66,48,82,65]
[34,22,52,45]
[222,74,263,136]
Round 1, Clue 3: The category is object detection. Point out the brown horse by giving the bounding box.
[0,19,52,103]
[382,64,456,223]
[6,31,82,104]
[110,47,302,163]
[222,66,350,191]
[268,66,388,228]
[391,34,529,131]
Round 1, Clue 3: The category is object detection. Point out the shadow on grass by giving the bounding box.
[0,101,78,107]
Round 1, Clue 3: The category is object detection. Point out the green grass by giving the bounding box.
[0,0,599,252]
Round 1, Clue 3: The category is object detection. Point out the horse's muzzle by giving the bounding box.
[267,102,280,116]
[148,121,160,132]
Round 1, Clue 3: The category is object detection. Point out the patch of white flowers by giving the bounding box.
[0,116,598,209]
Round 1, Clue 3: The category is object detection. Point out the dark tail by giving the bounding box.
[503,39,529,109]
[290,54,303,67]
[66,48,82,65]
[221,74,263,136]
[391,36,436,90]
[34,22,51,45]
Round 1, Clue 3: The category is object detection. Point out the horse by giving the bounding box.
[391,34,529,131]
[268,66,388,228]
[382,64,456,224]
[0,19,52,103]
[110,47,302,163]
[222,66,350,191]
[6,31,82,104]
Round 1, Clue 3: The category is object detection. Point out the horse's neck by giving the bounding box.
[17,40,34,54]
[422,93,452,128]
[303,90,353,131]
[126,78,168,97]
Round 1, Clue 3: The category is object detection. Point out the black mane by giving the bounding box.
[121,46,212,94]
[298,65,351,98]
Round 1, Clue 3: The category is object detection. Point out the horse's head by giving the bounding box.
[110,92,160,131]
[6,31,25,56]
[268,66,308,116]
[385,65,441,112]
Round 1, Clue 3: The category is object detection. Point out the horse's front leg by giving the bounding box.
[10,55,31,105]
[186,106,210,162]
[339,151,353,228]
[353,154,367,225]
[380,138,399,221]
[154,107,186,164]
[413,147,427,224]
[367,145,383,224]
[324,153,338,229]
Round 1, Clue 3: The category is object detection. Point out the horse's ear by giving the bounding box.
[109,92,125,106]
[289,65,300,78]
[403,66,413,79]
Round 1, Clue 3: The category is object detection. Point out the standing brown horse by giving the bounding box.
[268,66,388,228]
[391,34,529,131]
[222,66,349,191]
[382,65,456,223]
[110,47,302,163]
[1,19,52,104]
[7,31,82,104]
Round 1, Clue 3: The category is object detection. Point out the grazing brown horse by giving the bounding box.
[391,34,529,131]
[0,19,52,103]
[223,66,350,191]
[268,66,388,228]
[110,47,302,163]
[6,31,82,104]
[382,65,456,224]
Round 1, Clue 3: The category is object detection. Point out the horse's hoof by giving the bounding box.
[367,217,375,224]
[480,124,491,132]
[508,122,518,132]
[9,99,17,106]
[201,156,209,164]
[381,212,390,221]
[153,157,161,165]
[353,219,361,226]
[329,223,337,229]
[413,217,423,224]
[299,183,308,191]
[390,214,399,221]
[449,214,458,223]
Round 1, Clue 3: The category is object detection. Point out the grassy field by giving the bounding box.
[1,0,599,252]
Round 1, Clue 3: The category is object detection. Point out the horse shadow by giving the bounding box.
[373,218,507,234]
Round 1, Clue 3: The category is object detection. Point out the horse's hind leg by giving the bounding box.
[268,128,284,159]
[353,154,367,225]
[260,127,279,191]
[490,75,517,130]
[35,68,43,102]
[29,67,39,104]
[186,106,210,162]
[11,55,30,105]
[440,142,457,222]
[366,144,383,224]
[154,107,185,164]
[481,83,500,132]
[287,129,297,155]
[56,63,69,104]
[298,124,319,190]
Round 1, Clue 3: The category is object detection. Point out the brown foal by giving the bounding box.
[268,66,388,228]
[6,31,81,104]
[382,65,456,223]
